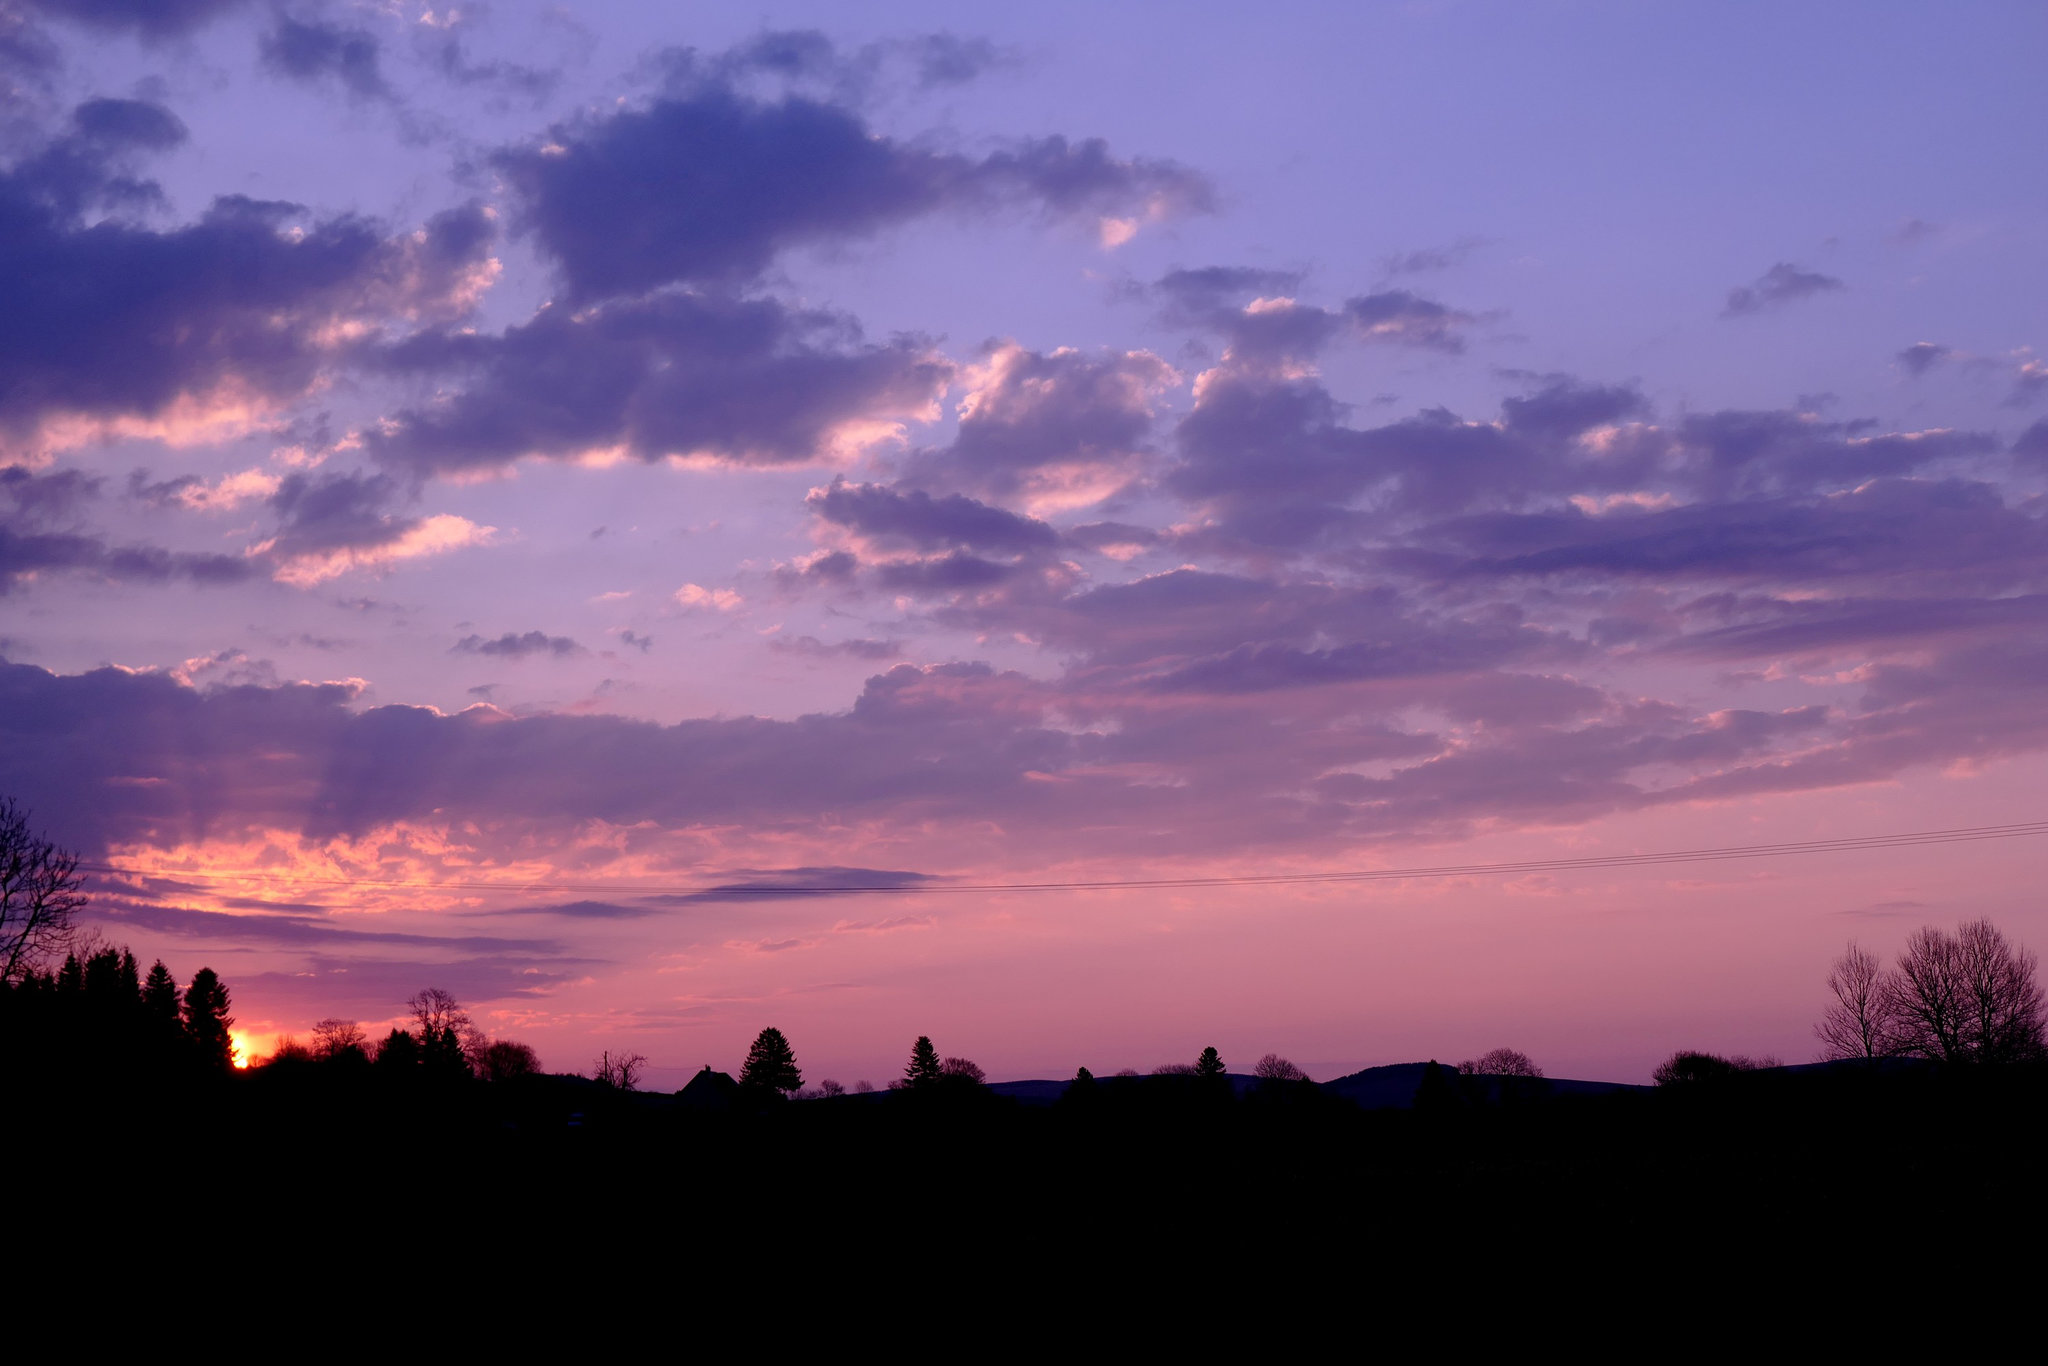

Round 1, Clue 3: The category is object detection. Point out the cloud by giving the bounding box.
[1150,270,1478,362]
[260,16,387,99]
[807,478,1056,554]
[1341,290,1477,353]
[1722,262,1844,317]
[453,631,584,660]
[367,291,949,477]
[903,343,1176,505]
[494,83,1208,300]
[20,0,248,39]
[3,461,255,593]
[0,116,498,453]
[768,635,902,661]
[253,471,494,586]
[675,583,742,611]
[1896,342,1951,377]
[665,866,941,903]
[2013,420,2048,465]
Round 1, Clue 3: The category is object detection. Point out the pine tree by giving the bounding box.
[141,960,180,1035]
[1194,1046,1226,1079]
[182,967,235,1071]
[739,1026,802,1096]
[903,1035,943,1089]
[375,1027,420,1071]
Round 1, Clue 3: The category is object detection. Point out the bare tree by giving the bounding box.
[311,1017,369,1059]
[479,1039,541,1082]
[0,798,88,986]
[1815,942,1898,1060]
[940,1056,986,1085]
[1456,1048,1543,1078]
[594,1049,647,1090]
[1252,1053,1309,1082]
[1891,925,1977,1063]
[819,1078,845,1097]
[1953,919,2044,1064]
[407,987,472,1040]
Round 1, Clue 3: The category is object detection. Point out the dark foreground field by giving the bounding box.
[21,1059,2048,1307]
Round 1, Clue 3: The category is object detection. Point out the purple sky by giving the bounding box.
[4,1,2046,1085]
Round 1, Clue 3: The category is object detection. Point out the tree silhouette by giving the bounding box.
[1888,919,2044,1064]
[1816,942,1898,1060]
[479,1039,541,1082]
[739,1026,802,1096]
[141,960,180,1028]
[902,1035,943,1089]
[182,968,235,1071]
[1194,1046,1226,1079]
[940,1056,986,1085]
[375,1027,419,1071]
[594,1049,648,1090]
[1252,1053,1309,1082]
[0,797,87,987]
[311,1017,369,1062]
[1457,1048,1543,1078]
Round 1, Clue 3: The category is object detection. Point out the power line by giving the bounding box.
[77,818,2048,900]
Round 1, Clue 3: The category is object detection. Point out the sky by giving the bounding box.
[3,0,2046,1086]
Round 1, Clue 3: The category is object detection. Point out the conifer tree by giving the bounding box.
[1194,1046,1226,1079]
[182,967,235,1071]
[376,1027,420,1071]
[903,1035,943,1089]
[739,1026,802,1096]
[141,960,180,1030]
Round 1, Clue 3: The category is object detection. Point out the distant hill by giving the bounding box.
[985,1062,1648,1109]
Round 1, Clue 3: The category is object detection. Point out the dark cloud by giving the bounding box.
[495,86,1207,300]
[1150,270,1476,362]
[260,16,387,100]
[1379,238,1489,276]
[768,635,901,661]
[93,897,562,953]
[21,0,247,39]
[0,523,254,593]
[1723,262,1844,317]
[367,291,948,477]
[71,96,186,149]
[1063,521,1160,556]
[662,866,941,904]
[453,630,584,660]
[484,900,654,920]
[1670,410,1992,499]
[1425,477,2046,592]
[874,551,1017,593]
[1896,342,1951,376]
[0,118,496,445]
[254,469,483,583]
[904,345,1172,501]
[3,461,253,592]
[904,32,1003,87]
[807,478,1056,554]
[1342,290,1476,353]
[1152,265,1304,325]
[2013,420,2048,464]
[618,630,654,653]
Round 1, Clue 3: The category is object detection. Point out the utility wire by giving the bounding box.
[76,818,2048,900]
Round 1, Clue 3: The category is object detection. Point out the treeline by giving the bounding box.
[0,942,235,1082]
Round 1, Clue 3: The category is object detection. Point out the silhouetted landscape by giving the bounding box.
[13,860,2047,1268]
